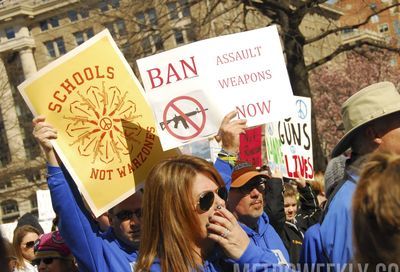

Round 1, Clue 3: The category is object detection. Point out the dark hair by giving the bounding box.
[0,230,10,272]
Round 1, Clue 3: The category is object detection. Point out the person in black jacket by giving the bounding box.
[264,173,321,265]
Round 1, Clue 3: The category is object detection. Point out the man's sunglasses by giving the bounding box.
[236,178,267,195]
[196,187,228,212]
[23,241,35,249]
[32,257,57,266]
[114,208,142,221]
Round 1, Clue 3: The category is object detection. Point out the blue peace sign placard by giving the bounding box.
[296,99,307,120]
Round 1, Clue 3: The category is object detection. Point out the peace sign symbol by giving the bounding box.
[100,117,113,130]
[296,99,307,120]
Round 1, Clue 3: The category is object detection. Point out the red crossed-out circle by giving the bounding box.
[162,96,207,140]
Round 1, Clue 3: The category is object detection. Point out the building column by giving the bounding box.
[0,57,27,161]
[19,47,37,79]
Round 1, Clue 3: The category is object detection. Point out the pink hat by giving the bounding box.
[33,231,73,260]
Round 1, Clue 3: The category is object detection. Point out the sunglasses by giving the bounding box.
[196,187,228,212]
[23,241,35,249]
[114,208,142,221]
[32,257,56,266]
[236,179,267,195]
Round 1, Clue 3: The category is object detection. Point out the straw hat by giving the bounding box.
[332,82,400,157]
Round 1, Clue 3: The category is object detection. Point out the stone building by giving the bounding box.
[0,0,343,223]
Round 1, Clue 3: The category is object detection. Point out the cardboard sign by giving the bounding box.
[18,30,178,217]
[36,189,56,221]
[239,126,262,167]
[265,96,314,179]
[137,25,293,150]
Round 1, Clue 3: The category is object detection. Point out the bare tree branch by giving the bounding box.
[306,40,400,71]
[306,3,400,44]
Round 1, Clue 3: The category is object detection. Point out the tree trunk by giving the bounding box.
[283,27,327,172]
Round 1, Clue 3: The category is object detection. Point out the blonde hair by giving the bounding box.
[283,183,297,198]
[353,152,400,268]
[12,225,40,269]
[135,155,225,271]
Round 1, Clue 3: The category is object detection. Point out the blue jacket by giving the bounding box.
[299,171,357,272]
[214,158,291,269]
[320,178,356,268]
[47,165,138,272]
[298,223,328,271]
[240,213,290,266]
[147,241,290,271]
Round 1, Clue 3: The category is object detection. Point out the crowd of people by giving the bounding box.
[1,81,400,272]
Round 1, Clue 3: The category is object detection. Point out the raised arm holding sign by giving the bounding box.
[19,30,177,272]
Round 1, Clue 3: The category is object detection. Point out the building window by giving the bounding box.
[135,8,164,53]
[174,29,184,44]
[342,28,354,34]
[167,0,191,19]
[147,8,158,25]
[44,37,66,58]
[379,23,389,33]
[99,0,120,12]
[104,20,126,38]
[104,22,115,37]
[371,15,379,23]
[73,28,94,45]
[99,0,109,12]
[39,20,48,31]
[50,17,59,28]
[0,178,11,190]
[39,17,60,31]
[115,19,127,36]
[110,0,120,8]
[25,169,42,183]
[167,2,179,19]
[1,200,19,215]
[5,27,15,39]
[80,9,89,19]
[167,0,192,44]
[180,0,191,17]
[67,10,78,22]
[30,195,38,209]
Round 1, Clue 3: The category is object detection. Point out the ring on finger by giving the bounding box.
[221,229,230,238]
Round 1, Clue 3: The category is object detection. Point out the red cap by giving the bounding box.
[33,231,72,260]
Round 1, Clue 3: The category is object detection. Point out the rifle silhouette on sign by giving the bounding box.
[160,108,208,130]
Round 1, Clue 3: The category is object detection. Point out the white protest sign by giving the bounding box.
[36,189,56,221]
[0,222,17,242]
[137,25,293,150]
[265,96,314,179]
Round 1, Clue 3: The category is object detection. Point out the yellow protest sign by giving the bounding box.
[18,30,178,217]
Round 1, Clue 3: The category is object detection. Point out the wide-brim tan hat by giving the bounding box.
[332,82,400,157]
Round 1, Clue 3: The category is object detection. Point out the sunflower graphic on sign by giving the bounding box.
[63,81,143,164]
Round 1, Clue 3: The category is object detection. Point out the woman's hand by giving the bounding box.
[206,206,250,259]
[32,115,59,166]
